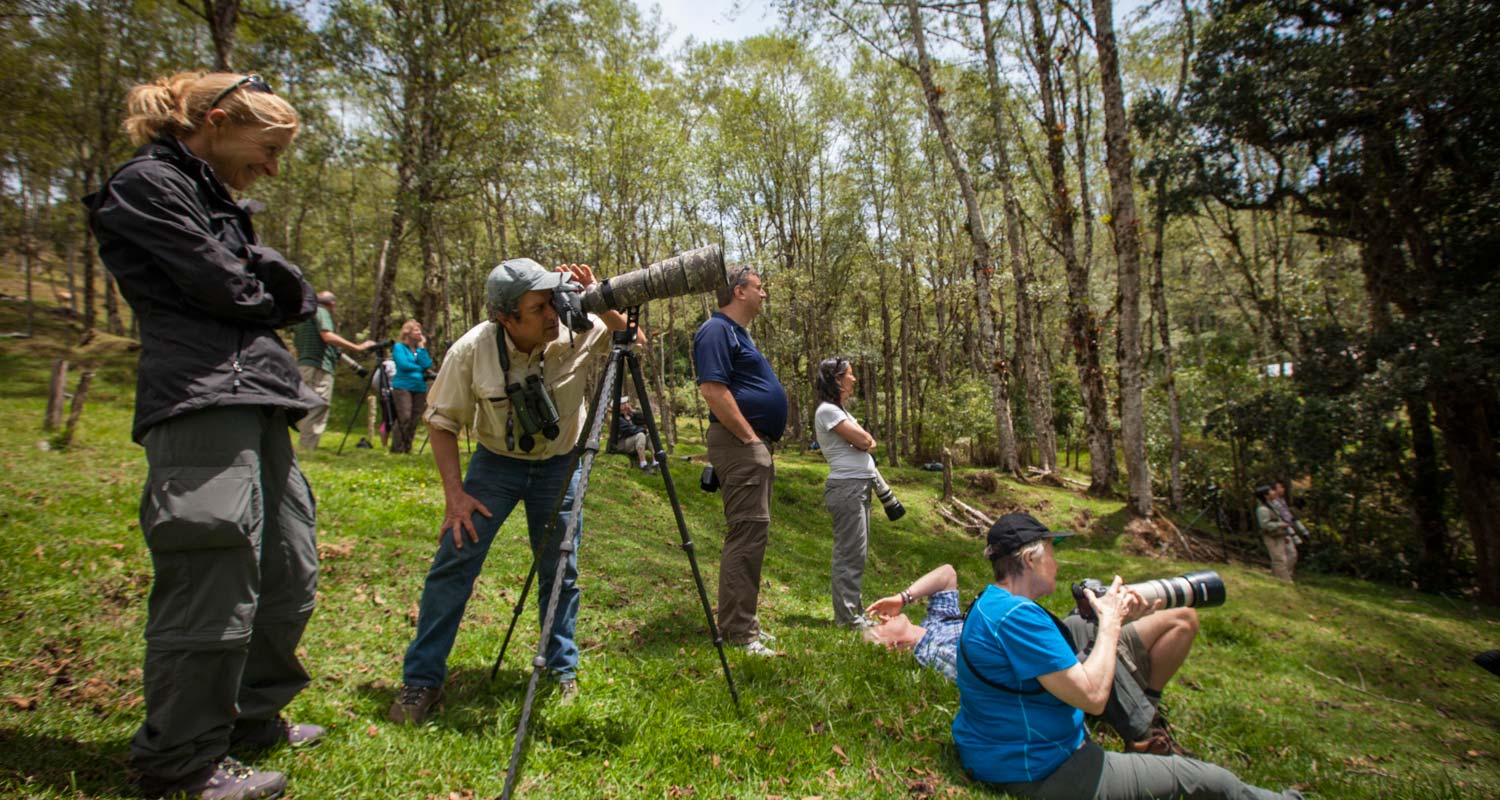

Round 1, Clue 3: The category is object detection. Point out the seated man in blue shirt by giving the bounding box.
[863,562,1198,756]
[948,513,1302,799]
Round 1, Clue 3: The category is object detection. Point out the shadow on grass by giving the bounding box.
[0,726,131,797]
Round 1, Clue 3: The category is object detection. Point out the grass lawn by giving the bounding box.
[0,297,1497,799]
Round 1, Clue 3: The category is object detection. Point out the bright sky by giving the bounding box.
[647,0,779,50]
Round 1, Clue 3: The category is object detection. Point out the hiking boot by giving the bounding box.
[734,639,781,657]
[141,757,287,800]
[557,678,580,705]
[387,684,444,725]
[229,716,325,753]
[1126,726,1194,758]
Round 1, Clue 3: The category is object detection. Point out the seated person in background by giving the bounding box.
[864,562,1197,755]
[952,512,1302,800]
[614,398,657,473]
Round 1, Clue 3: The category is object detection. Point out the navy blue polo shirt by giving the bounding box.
[693,311,787,441]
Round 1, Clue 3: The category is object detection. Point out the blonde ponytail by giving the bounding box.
[122,71,299,147]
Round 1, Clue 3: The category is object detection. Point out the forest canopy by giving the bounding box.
[3,0,1496,602]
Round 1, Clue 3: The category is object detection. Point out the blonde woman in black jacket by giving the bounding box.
[87,71,321,800]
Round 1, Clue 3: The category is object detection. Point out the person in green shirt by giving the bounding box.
[292,291,375,450]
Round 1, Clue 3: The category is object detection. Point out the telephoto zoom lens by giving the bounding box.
[872,473,905,521]
[1072,570,1225,622]
[579,245,728,313]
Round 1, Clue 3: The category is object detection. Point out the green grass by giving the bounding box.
[0,296,1497,799]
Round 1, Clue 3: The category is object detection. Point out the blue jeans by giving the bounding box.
[402,446,582,686]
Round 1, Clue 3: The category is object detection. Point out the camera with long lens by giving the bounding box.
[551,245,730,333]
[1071,570,1225,622]
[871,472,905,521]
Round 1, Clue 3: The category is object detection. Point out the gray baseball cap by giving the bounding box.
[485,258,569,317]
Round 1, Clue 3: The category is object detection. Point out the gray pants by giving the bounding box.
[131,407,319,783]
[991,740,1302,800]
[824,478,871,626]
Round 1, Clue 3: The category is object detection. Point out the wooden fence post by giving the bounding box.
[45,360,69,431]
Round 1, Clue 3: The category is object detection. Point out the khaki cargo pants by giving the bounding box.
[130,406,318,783]
[706,422,775,645]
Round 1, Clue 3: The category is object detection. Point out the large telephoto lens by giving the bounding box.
[579,245,728,313]
[1072,570,1225,622]
[1128,570,1226,612]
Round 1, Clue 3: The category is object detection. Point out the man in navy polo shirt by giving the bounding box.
[693,265,788,656]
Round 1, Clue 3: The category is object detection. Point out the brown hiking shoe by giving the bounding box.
[387,684,444,725]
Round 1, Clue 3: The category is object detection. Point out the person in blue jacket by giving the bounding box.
[390,319,433,454]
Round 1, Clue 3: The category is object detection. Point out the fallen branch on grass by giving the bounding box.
[1302,663,1421,706]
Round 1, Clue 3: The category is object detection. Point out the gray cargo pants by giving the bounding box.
[988,740,1302,800]
[823,477,871,626]
[130,406,318,783]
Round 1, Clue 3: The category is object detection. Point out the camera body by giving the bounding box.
[1071,570,1226,622]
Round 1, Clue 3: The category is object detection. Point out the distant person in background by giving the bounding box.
[615,398,657,473]
[389,319,432,454]
[292,291,375,451]
[813,356,879,627]
[1255,484,1298,582]
[1270,480,1309,544]
[88,70,324,800]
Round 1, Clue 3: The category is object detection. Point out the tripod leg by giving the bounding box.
[490,562,537,682]
[335,369,378,455]
[626,351,740,707]
[500,351,622,800]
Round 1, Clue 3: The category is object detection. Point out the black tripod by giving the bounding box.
[492,309,738,800]
[336,347,396,455]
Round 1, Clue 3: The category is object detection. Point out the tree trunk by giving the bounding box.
[1026,0,1111,493]
[1430,392,1500,605]
[906,0,1019,474]
[1091,0,1152,518]
[1406,395,1452,591]
[371,166,409,340]
[1151,200,1184,510]
[980,0,1055,473]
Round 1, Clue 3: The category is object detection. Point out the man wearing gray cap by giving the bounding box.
[388,259,630,722]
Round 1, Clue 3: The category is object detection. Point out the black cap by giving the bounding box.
[985,512,1075,559]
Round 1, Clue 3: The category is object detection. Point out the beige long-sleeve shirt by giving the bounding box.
[423,317,611,459]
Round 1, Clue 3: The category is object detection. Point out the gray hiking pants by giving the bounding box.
[130,407,318,783]
[824,478,871,626]
[989,740,1302,800]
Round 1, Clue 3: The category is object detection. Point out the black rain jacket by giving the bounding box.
[85,137,319,443]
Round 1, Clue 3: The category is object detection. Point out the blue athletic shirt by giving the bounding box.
[952,586,1084,784]
[692,311,787,441]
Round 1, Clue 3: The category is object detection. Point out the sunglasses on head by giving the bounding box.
[209,74,274,111]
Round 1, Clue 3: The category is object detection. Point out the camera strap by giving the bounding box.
[956,588,1075,696]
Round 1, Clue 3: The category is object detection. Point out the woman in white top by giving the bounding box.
[813,357,880,626]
